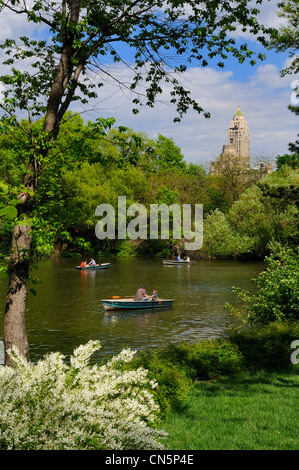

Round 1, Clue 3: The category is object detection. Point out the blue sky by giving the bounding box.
[73,1,298,166]
[0,0,297,166]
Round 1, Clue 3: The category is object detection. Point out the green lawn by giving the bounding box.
[160,368,299,450]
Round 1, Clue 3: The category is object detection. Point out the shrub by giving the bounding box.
[229,321,299,370]
[129,350,192,419]
[228,246,299,324]
[157,339,245,381]
[0,341,166,450]
[201,209,254,258]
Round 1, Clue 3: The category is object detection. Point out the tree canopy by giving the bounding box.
[269,0,299,154]
[0,0,275,130]
[269,0,299,76]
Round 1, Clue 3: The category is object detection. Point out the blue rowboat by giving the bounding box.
[102,298,174,311]
[75,263,111,270]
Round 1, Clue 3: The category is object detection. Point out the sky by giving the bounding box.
[0,1,298,167]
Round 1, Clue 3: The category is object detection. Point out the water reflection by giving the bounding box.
[103,306,173,323]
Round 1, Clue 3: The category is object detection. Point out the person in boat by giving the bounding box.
[88,258,96,266]
[134,285,151,301]
[185,256,190,262]
[151,290,158,301]
[80,259,87,267]
[177,254,183,262]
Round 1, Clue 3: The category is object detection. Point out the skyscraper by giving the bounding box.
[222,106,250,165]
[210,106,272,177]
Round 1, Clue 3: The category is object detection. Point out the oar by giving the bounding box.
[109,295,134,299]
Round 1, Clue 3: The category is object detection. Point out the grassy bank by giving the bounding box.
[160,367,299,450]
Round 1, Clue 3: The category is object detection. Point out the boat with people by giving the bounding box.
[163,260,195,265]
[101,297,174,311]
[75,263,111,270]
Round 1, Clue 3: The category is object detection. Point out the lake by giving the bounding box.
[0,257,264,364]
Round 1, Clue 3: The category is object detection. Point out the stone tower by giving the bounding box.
[222,106,250,166]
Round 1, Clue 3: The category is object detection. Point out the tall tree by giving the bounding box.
[0,0,276,365]
[269,0,299,154]
[269,0,299,76]
[288,103,299,156]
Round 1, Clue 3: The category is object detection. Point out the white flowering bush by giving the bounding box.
[0,340,166,450]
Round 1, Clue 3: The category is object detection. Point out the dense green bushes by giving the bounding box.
[201,167,299,259]
[1,322,297,448]
[1,110,298,260]
[128,350,192,419]
[127,321,299,419]
[228,321,299,370]
[226,246,299,324]
[155,339,245,380]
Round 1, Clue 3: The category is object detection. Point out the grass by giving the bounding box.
[159,367,299,450]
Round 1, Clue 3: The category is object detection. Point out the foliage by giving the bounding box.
[0,1,275,124]
[129,321,299,413]
[287,89,299,156]
[200,166,298,259]
[92,127,155,168]
[228,185,278,256]
[0,341,166,450]
[228,321,299,370]
[1,325,298,449]
[201,209,254,258]
[128,350,192,420]
[276,153,299,170]
[226,246,299,325]
[115,240,137,258]
[156,340,245,381]
[268,0,299,76]
[225,167,299,256]
[268,0,299,155]
[209,153,261,206]
[151,134,187,171]
[0,181,19,222]
[0,182,19,276]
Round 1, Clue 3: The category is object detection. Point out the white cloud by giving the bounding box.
[79,60,297,165]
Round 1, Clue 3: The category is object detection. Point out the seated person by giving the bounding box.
[151,290,158,301]
[80,259,87,267]
[88,258,96,266]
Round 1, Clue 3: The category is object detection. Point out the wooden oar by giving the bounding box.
[109,295,134,299]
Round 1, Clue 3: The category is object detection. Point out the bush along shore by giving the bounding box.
[0,321,298,450]
[124,320,299,420]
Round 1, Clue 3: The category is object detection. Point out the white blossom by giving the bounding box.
[0,341,166,450]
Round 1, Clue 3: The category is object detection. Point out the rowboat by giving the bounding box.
[163,260,195,265]
[101,298,174,311]
[75,263,111,270]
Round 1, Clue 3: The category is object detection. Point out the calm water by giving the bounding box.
[0,257,264,364]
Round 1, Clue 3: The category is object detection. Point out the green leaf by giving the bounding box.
[0,205,18,219]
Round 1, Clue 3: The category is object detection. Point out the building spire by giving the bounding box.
[234,106,244,116]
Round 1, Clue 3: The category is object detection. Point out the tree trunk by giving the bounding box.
[2,0,82,367]
[4,221,32,367]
